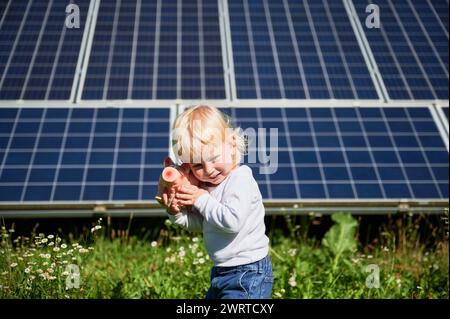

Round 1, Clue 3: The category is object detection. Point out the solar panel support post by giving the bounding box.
[169,102,180,164]
[343,0,390,103]
[218,0,236,101]
[72,0,101,103]
[430,103,449,152]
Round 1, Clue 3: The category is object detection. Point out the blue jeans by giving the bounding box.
[205,255,274,299]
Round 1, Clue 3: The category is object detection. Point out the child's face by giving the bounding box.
[189,136,237,185]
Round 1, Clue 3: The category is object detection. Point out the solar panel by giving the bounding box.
[0,107,170,202]
[228,0,378,99]
[354,0,449,100]
[0,0,89,100]
[81,0,226,100]
[223,107,448,200]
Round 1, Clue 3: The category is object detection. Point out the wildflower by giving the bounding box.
[192,237,199,243]
[367,255,373,259]
[61,244,67,249]
[288,271,297,287]
[382,246,389,252]
[179,246,185,251]
[178,250,186,258]
[165,219,172,227]
[79,248,89,254]
[151,241,157,248]
[47,235,54,239]
[288,248,297,257]
[88,247,94,250]
[62,271,69,276]
[166,247,172,253]
[199,258,205,264]
[48,268,54,274]
[41,238,48,243]
[91,225,102,233]
[196,252,204,258]
[8,229,15,233]
[274,292,283,298]
[56,237,62,243]
[24,268,31,274]
[36,269,43,274]
[48,242,54,246]
[10,263,18,268]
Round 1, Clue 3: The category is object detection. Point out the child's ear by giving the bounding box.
[228,134,237,147]
[228,135,237,155]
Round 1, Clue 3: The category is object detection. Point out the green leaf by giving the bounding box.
[322,213,358,257]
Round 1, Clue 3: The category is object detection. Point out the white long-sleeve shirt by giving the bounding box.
[167,165,269,267]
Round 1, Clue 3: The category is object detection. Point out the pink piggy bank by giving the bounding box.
[155,157,199,210]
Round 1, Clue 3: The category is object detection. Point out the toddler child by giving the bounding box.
[158,105,273,299]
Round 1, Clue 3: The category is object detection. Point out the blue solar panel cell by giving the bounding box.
[0,69,447,208]
[82,0,225,100]
[0,0,89,100]
[229,0,378,99]
[227,106,448,200]
[0,107,170,202]
[355,0,449,100]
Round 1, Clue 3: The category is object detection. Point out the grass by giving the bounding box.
[0,211,448,299]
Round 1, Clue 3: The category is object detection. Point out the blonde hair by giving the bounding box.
[171,105,246,165]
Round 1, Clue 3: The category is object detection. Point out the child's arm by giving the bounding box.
[166,207,204,233]
[175,168,253,234]
[161,189,204,233]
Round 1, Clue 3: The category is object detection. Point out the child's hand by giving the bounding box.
[162,188,182,215]
[175,185,208,206]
